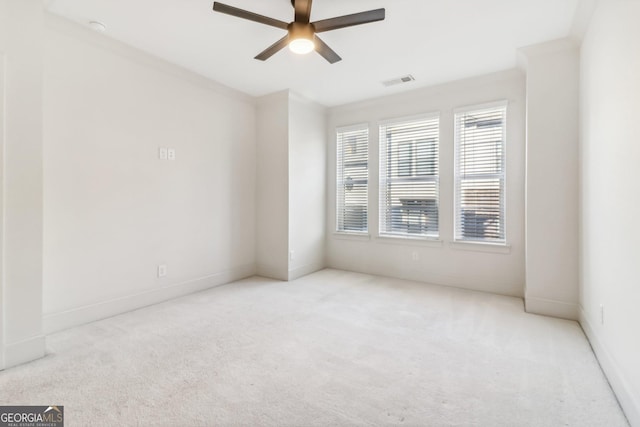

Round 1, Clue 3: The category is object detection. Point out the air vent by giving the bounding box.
[382,75,415,87]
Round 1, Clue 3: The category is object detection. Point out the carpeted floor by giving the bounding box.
[0,269,629,426]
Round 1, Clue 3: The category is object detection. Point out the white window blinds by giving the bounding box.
[379,115,439,237]
[336,125,369,232]
[454,103,507,243]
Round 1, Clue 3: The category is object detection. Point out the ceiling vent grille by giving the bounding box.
[382,75,415,87]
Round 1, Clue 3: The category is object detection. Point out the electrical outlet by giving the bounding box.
[167,148,176,160]
[158,264,167,278]
[159,147,168,160]
[289,250,295,261]
[412,251,419,261]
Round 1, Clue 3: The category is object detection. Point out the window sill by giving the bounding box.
[332,232,371,241]
[376,234,443,247]
[449,240,511,254]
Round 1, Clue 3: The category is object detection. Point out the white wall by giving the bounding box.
[0,9,3,369]
[0,0,5,370]
[579,1,640,425]
[520,39,580,320]
[288,93,326,280]
[326,70,526,296]
[256,91,290,281]
[42,15,257,333]
[256,90,327,281]
[0,0,46,369]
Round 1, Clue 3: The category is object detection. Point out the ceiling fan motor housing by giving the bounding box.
[289,22,315,42]
[212,1,385,63]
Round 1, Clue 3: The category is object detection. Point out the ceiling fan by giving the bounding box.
[212,0,385,64]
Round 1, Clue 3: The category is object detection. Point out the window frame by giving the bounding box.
[378,112,441,240]
[335,123,370,234]
[453,101,508,245]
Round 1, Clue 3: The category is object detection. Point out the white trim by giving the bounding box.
[335,122,369,134]
[43,264,256,334]
[288,261,325,281]
[378,114,441,239]
[256,263,288,282]
[570,0,598,42]
[325,266,523,299]
[336,123,370,234]
[255,90,289,107]
[449,241,511,254]
[3,335,45,370]
[376,235,443,247]
[453,99,509,114]
[518,38,579,60]
[289,91,327,114]
[580,307,638,427]
[453,102,508,244]
[378,111,440,128]
[44,12,255,104]
[332,232,371,241]
[329,70,523,115]
[524,296,579,320]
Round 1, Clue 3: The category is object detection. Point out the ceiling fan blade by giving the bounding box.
[313,8,385,33]
[314,35,341,64]
[213,2,289,30]
[294,0,313,24]
[255,35,291,61]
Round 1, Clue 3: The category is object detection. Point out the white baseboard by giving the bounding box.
[525,296,579,320]
[43,264,255,334]
[256,263,288,281]
[288,260,325,281]
[580,308,639,427]
[326,261,523,299]
[2,335,46,370]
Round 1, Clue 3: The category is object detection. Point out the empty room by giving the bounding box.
[0,0,638,425]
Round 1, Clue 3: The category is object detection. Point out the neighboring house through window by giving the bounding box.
[454,102,507,243]
[336,124,369,232]
[336,102,507,244]
[379,114,440,238]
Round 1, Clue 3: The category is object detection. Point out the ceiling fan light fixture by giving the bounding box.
[289,37,315,55]
[288,22,315,55]
[212,2,385,63]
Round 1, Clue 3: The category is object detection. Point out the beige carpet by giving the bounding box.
[0,269,628,426]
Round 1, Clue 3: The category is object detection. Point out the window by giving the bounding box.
[454,102,507,243]
[379,115,439,238]
[336,124,369,232]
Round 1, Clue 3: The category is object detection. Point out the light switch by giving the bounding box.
[158,264,167,277]
[159,147,168,160]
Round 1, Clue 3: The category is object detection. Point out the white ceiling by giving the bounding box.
[46,0,580,106]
